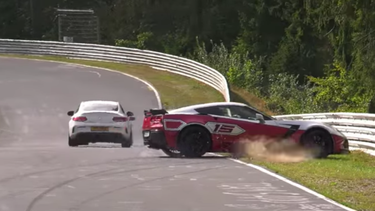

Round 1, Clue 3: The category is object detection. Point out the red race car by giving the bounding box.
[142,102,349,158]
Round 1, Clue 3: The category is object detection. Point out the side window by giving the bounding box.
[228,106,258,120]
[119,105,125,114]
[195,106,230,117]
[75,104,81,113]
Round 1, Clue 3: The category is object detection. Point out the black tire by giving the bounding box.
[69,136,79,147]
[301,129,332,158]
[121,133,133,148]
[161,147,182,158]
[177,126,211,158]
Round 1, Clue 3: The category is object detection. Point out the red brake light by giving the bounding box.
[144,111,152,117]
[113,117,128,122]
[150,116,163,124]
[73,116,87,122]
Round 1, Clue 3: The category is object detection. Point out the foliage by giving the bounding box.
[115,32,154,49]
[267,73,318,114]
[192,38,264,96]
[1,0,375,114]
[308,60,372,112]
[191,39,319,114]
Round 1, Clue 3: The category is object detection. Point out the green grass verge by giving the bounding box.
[0,54,224,109]
[240,151,375,211]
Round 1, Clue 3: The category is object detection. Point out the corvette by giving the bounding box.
[142,102,349,158]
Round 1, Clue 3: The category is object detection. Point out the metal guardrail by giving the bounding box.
[0,39,374,149]
[274,113,375,144]
[0,39,230,102]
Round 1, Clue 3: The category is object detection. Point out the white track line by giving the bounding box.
[222,155,356,211]
[2,55,355,211]
[0,56,162,109]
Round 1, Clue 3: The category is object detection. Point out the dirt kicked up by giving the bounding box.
[234,136,317,163]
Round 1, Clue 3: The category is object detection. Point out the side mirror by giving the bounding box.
[67,111,74,116]
[126,111,134,117]
[129,116,136,121]
[256,113,265,124]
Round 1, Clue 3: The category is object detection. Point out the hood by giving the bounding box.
[271,119,345,137]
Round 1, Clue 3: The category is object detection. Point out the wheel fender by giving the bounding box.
[176,124,212,147]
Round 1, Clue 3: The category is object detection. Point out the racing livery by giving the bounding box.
[142,102,349,158]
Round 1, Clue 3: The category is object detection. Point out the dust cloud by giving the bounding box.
[233,136,317,163]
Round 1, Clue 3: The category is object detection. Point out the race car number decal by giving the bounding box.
[205,122,245,135]
[213,124,235,133]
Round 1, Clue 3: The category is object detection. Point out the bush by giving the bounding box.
[115,32,154,49]
[308,60,372,113]
[192,37,264,96]
[267,73,318,114]
[191,38,320,114]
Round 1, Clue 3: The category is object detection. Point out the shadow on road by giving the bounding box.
[158,155,230,159]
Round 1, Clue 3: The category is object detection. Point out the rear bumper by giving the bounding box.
[71,132,126,143]
[143,129,167,149]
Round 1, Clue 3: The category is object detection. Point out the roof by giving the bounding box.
[81,100,119,106]
[168,102,248,113]
[167,101,274,119]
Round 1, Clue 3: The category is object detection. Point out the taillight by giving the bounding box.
[113,117,128,122]
[150,116,163,124]
[73,116,87,122]
[144,110,152,117]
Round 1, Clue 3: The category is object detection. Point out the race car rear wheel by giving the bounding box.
[161,147,182,158]
[177,126,211,158]
[301,129,332,158]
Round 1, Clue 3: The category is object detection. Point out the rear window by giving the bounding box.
[81,103,119,112]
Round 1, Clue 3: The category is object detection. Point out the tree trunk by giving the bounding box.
[368,95,375,113]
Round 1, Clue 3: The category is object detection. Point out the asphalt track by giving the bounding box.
[0,57,352,211]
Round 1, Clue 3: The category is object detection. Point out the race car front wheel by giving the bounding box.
[301,129,332,158]
[177,126,211,158]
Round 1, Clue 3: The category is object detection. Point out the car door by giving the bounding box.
[202,105,291,143]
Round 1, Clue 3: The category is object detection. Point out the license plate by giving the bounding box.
[91,126,109,132]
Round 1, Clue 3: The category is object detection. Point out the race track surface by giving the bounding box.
[0,57,350,211]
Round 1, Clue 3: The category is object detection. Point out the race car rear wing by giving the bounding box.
[144,108,168,117]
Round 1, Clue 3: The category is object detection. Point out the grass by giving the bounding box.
[240,151,375,211]
[0,54,224,109]
[229,85,276,115]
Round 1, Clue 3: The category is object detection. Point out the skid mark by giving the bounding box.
[0,157,157,184]
[25,160,215,211]
[69,165,223,211]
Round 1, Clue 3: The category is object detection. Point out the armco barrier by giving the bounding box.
[1,39,375,149]
[274,113,375,144]
[0,39,230,102]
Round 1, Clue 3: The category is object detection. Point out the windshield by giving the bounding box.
[81,102,119,112]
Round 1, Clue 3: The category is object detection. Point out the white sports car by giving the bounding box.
[67,100,135,147]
